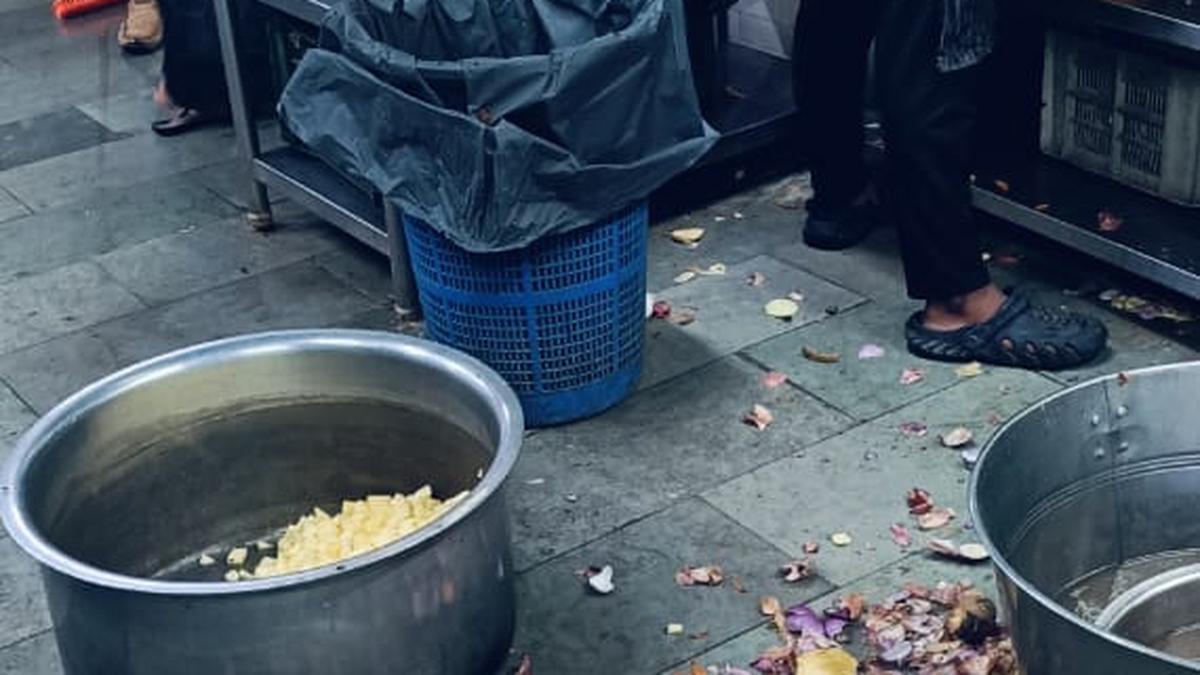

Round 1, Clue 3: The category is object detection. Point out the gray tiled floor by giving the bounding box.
[0,7,1196,675]
[0,382,36,463]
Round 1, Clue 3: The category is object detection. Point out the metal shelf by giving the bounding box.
[254,147,387,254]
[973,157,1200,299]
[1047,0,1200,53]
[256,0,328,25]
[700,44,798,166]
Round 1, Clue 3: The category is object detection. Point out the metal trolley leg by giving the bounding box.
[384,203,421,319]
[214,0,273,231]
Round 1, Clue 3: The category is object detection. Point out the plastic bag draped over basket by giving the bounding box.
[278,0,718,252]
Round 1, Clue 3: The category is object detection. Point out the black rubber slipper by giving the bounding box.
[151,108,211,137]
[803,200,878,251]
[906,289,1108,370]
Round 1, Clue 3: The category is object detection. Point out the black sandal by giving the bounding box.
[151,108,212,137]
[906,288,1108,370]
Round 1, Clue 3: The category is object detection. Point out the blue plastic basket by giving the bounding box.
[404,205,648,427]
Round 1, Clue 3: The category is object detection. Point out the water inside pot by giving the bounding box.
[26,398,491,581]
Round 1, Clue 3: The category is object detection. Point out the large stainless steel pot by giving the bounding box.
[0,330,523,674]
[972,363,1200,674]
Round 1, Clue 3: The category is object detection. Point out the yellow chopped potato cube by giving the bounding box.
[239,486,469,579]
[226,547,248,567]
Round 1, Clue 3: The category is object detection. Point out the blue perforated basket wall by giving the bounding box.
[404,205,648,427]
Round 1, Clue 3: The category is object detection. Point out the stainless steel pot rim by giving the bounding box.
[968,362,1200,672]
[0,329,524,596]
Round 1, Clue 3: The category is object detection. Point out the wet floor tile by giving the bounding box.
[0,261,374,412]
[510,356,854,571]
[0,381,36,463]
[0,108,126,172]
[513,498,833,675]
[0,537,51,651]
[651,255,864,360]
[94,204,340,304]
[0,126,234,211]
[0,261,144,356]
[0,632,60,675]
[746,300,963,421]
[704,368,1060,586]
[0,177,238,285]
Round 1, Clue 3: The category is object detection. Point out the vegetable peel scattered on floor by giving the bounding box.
[819,647,864,673]
[688,263,727,276]
[670,227,706,245]
[762,371,789,389]
[747,272,767,287]
[940,427,974,449]
[899,368,925,386]
[780,558,816,583]
[585,565,615,595]
[899,421,928,438]
[760,595,783,617]
[928,538,990,562]
[857,344,886,360]
[765,299,801,320]
[890,523,912,549]
[906,488,934,515]
[961,446,982,468]
[830,532,852,547]
[667,307,698,326]
[743,404,775,431]
[676,565,725,587]
[802,346,841,364]
[916,507,956,531]
[955,361,984,378]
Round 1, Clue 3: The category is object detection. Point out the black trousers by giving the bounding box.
[159,0,267,114]
[792,0,990,301]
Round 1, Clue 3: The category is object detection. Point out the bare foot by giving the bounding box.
[153,79,173,109]
[922,284,1007,332]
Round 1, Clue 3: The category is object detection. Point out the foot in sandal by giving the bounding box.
[151,108,216,137]
[905,285,1108,370]
[118,0,162,54]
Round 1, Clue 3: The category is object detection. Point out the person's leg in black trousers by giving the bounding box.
[874,0,990,305]
[873,0,1105,367]
[791,0,883,250]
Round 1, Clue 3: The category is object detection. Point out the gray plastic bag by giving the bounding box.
[278,0,718,252]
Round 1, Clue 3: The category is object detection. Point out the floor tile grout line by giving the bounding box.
[0,628,52,657]
[0,375,38,416]
[308,255,396,308]
[762,247,886,304]
[0,138,237,215]
[87,257,154,312]
[660,619,772,674]
[0,183,32,216]
[634,297,877,409]
[513,408,864,577]
[732,350,861,423]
